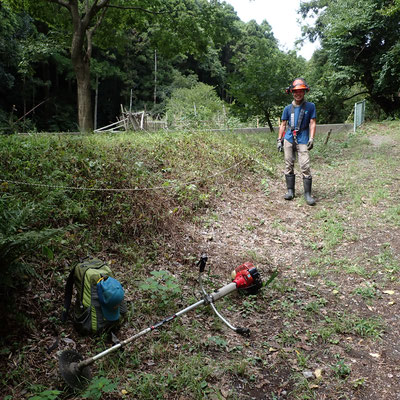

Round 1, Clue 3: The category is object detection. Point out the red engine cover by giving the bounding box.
[233,268,254,289]
[234,262,255,275]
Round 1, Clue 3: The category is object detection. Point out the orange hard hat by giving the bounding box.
[285,78,310,93]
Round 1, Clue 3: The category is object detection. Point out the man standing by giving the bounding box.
[277,78,316,206]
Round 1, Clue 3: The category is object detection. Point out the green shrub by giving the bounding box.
[0,195,66,289]
[82,376,118,400]
[139,270,182,312]
[166,82,227,129]
[0,194,69,333]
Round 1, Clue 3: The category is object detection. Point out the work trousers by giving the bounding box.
[283,139,311,178]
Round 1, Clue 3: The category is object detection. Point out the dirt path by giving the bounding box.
[187,126,400,399]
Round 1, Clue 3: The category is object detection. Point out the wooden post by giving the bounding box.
[129,89,133,113]
[324,129,332,146]
[154,49,157,106]
[140,111,145,129]
[94,75,99,130]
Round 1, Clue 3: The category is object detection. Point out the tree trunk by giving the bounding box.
[264,111,275,132]
[74,56,93,131]
[40,0,111,131]
[68,1,98,132]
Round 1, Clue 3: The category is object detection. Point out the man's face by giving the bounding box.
[292,89,305,103]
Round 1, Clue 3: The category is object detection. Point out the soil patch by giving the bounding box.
[182,128,400,399]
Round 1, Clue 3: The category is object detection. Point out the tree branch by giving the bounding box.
[343,91,369,101]
[86,7,107,60]
[90,6,107,36]
[105,4,169,14]
[47,0,70,9]
[82,0,109,29]
[16,98,50,123]
[354,44,366,61]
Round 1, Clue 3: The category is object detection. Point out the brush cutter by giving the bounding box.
[58,254,264,390]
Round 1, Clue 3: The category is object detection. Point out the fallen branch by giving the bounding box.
[16,98,49,123]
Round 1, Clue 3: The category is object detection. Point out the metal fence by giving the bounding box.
[354,100,366,132]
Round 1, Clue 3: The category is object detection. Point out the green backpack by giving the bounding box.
[62,257,125,335]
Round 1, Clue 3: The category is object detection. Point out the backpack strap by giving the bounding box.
[61,266,76,322]
[290,102,307,144]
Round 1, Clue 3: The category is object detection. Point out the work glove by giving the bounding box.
[277,138,283,152]
[307,138,314,150]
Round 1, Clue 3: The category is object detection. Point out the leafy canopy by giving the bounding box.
[301,0,400,116]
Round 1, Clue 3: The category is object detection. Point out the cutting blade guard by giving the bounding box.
[58,349,92,390]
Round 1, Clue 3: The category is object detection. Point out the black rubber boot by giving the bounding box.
[303,177,316,206]
[284,174,295,200]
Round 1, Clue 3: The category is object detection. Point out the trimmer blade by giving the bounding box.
[58,349,91,390]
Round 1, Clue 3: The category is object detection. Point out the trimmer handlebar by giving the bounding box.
[197,254,208,273]
[198,255,263,337]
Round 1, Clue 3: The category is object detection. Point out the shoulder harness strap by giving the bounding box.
[61,266,76,322]
[290,102,307,132]
[290,102,307,144]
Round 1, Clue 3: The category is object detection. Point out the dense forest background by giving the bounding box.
[1,0,400,133]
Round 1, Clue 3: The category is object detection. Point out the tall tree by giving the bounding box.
[7,0,117,130]
[301,0,400,117]
[0,5,64,131]
[0,5,23,127]
[6,0,220,131]
[228,20,304,130]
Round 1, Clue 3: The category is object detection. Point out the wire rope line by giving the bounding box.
[0,150,265,193]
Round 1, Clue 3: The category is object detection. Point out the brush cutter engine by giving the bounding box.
[232,263,263,295]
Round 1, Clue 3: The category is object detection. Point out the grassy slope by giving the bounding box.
[0,130,275,254]
[0,129,276,399]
